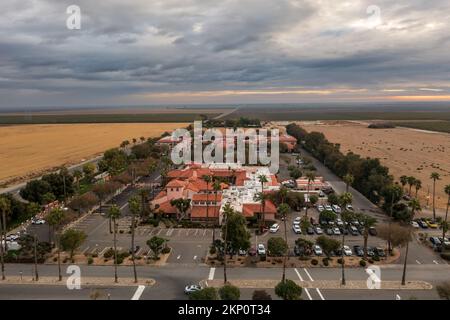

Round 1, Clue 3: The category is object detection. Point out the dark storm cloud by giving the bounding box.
[1,0,450,107]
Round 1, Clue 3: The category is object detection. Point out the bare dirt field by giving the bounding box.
[297,121,450,211]
[0,123,187,185]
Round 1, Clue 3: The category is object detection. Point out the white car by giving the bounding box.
[345,204,354,211]
[269,224,280,233]
[32,219,45,225]
[336,218,344,227]
[317,205,325,212]
[411,221,419,228]
[333,227,341,235]
[324,205,333,211]
[293,217,301,225]
[6,234,19,241]
[343,245,353,256]
[292,225,302,234]
[313,245,323,256]
[257,244,266,255]
[332,205,342,214]
[184,285,202,294]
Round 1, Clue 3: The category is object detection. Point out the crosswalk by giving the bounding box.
[134,226,217,239]
[294,268,326,300]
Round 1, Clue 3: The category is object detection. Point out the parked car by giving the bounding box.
[336,218,344,227]
[366,247,375,257]
[31,219,45,225]
[430,237,442,246]
[307,227,314,235]
[439,237,450,248]
[333,227,341,235]
[426,220,439,229]
[319,191,326,198]
[349,226,359,236]
[257,244,266,255]
[351,220,360,226]
[374,247,386,257]
[345,204,354,211]
[184,285,202,294]
[339,227,349,235]
[248,247,257,256]
[326,228,333,236]
[324,205,332,211]
[369,227,377,236]
[417,220,428,229]
[342,245,352,256]
[293,217,301,225]
[292,225,302,234]
[332,205,341,214]
[238,249,247,256]
[411,221,419,228]
[317,205,325,212]
[129,245,140,254]
[314,227,323,235]
[313,245,323,256]
[353,245,364,257]
[270,224,280,233]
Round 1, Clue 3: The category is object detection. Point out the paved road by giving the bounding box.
[0,263,448,300]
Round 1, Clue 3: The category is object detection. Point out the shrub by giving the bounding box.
[92,253,98,258]
[275,280,302,300]
[219,284,240,300]
[252,290,272,300]
[337,258,343,264]
[103,248,115,259]
[119,230,124,234]
[311,259,318,265]
[322,258,329,266]
[87,257,94,265]
[209,246,217,255]
[53,257,58,262]
[368,258,374,264]
[63,257,69,263]
[161,247,171,254]
[373,255,380,262]
[360,259,367,267]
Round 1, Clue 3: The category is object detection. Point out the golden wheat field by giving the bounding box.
[297,121,450,211]
[0,123,187,185]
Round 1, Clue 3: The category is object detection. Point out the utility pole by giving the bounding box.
[33,234,39,281]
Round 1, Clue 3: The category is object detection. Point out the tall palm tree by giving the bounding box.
[107,205,121,283]
[340,211,353,286]
[202,175,212,225]
[278,187,289,205]
[443,184,450,239]
[0,197,11,252]
[254,192,267,233]
[406,176,416,196]
[222,203,234,284]
[128,196,140,283]
[414,179,422,199]
[257,175,269,229]
[430,172,440,221]
[400,200,420,286]
[400,175,408,193]
[343,174,354,193]
[358,213,377,260]
[212,179,221,243]
[47,208,65,281]
[305,171,316,218]
[408,198,421,220]
[277,203,290,282]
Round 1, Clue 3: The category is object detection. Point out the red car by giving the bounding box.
[248,247,257,256]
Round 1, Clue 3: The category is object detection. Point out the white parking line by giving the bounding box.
[208,267,216,280]
[433,260,439,265]
[416,260,422,265]
[396,294,402,300]
[194,229,199,236]
[304,288,312,300]
[131,285,146,300]
[99,247,110,257]
[203,229,207,236]
[81,246,90,254]
[294,268,304,282]
[177,255,181,260]
[120,203,128,210]
[193,255,197,260]
[303,268,314,281]
[166,228,174,236]
[156,229,162,236]
[316,288,325,300]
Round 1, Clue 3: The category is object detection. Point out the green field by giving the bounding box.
[0,112,221,124]
[392,121,450,133]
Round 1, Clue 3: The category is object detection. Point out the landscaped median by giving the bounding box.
[0,276,156,287]
[203,279,433,290]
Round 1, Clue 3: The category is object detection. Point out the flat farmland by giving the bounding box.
[297,121,450,211]
[0,123,187,185]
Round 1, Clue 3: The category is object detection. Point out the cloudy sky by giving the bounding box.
[1,0,450,108]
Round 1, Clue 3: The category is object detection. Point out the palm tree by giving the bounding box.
[47,208,65,281]
[358,213,377,260]
[202,175,212,225]
[443,185,450,239]
[340,211,353,286]
[400,175,408,193]
[277,203,290,282]
[407,176,416,196]
[257,174,269,229]
[0,197,10,280]
[254,192,267,233]
[408,198,421,220]
[414,179,422,199]
[128,196,140,283]
[222,203,234,284]
[107,205,121,283]
[343,174,354,193]
[278,187,289,205]
[0,197,11,252]
[430,172,440,221]
[305,171,316,218]
[212,179,221,243]
[73,170,83,193]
